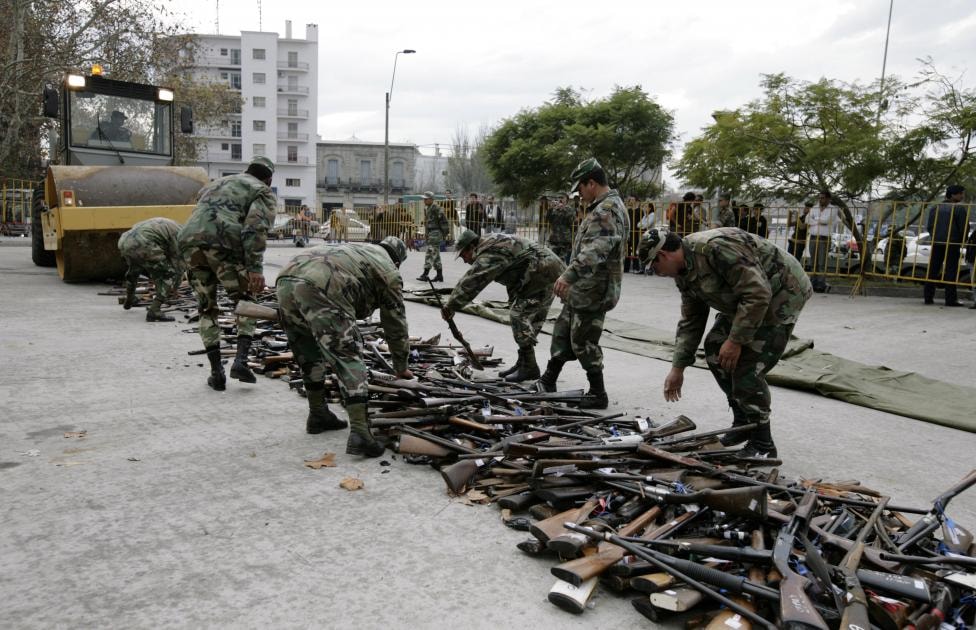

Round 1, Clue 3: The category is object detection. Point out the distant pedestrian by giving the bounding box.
[787,201,812,261]
[923,184,968,306]
[416,191,449,283]
[806,190,840,293]
[464,193,486,235]
[485,195,503,233]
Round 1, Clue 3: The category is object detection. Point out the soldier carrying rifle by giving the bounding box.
[639,227,812,460]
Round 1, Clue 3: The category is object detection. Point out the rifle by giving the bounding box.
[837,497,888,630]
[235,300,279,321]
[895,468,976,552]
[771,492,830,630]
[427,279,483,369]
[419,389,585,408]
[600,480,768,520]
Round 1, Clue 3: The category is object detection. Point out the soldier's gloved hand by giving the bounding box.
[247,271,266,294]
[441,307,453,321]
[397,369,415,380]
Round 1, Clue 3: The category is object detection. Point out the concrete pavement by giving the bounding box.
[1,237,973,629]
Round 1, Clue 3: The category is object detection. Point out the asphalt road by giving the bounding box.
[1,237,974,629]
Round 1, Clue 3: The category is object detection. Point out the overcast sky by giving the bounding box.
[172,0,976,185]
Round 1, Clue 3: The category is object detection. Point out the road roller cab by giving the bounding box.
[33,69,208,282]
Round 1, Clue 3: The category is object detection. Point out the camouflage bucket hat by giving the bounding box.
[454,229,479,257]
[422,191,435,200]
[569,157,601,193]
[249,155,275,174]
[637,228,665,266]
[380,236,408,267]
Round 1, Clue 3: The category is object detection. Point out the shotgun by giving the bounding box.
[771,492,829,630]
[837,497,888,630]
[895,468,976,552]
[600,480,768,520]
[427,279,484,369]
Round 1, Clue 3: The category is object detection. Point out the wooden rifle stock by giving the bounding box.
[235,300,279,321]
[530,498,599,544]
[427,279,484,369]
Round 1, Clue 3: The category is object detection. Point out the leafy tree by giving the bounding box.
[483,86,674,205]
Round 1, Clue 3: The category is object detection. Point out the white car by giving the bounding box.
[873,232,971,279]
[318,216,371,242]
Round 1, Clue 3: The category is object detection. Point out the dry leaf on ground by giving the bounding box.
[304,452,337,469]
[64,431,87,439]
[339,477,364,491]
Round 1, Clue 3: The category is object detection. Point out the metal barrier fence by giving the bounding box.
[1,178,38,237]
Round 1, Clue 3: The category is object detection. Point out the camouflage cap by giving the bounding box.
[249,155,275,174]
[379,236,408,267]
[422,191,435,200]
[454,229,479,257]
[569,157,601,193]
[637,228,665,266]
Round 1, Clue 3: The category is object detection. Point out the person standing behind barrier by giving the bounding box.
[464,193,486,235]
[738,203,768,238]
[807,190,839,293]
[538,158,629,410]
[711,194,736,229]
[178,156,276,391]
[485,195,503,233]
[923,184,968,306]
[117,217,184,322]
[546,193,576,264]
[787,201,812,261]
[416,191,449,282]
[670,192,697,236]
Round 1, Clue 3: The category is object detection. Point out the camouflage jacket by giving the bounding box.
[716,206,737,228]
[277,244,410,372]
[446,233,565,311]
[560,189,629,312]
[672,228,812,368]
[424,202,450,235]
[546,204,576,246]
[117,217,183,270]
[177,173,276,273]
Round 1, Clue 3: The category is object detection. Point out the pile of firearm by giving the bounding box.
[110,282,976,628]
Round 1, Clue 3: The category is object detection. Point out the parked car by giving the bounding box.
[270,213,320,240]
[872,232,971,280]
[318,216,371,242]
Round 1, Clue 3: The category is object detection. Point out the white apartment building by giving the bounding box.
[188,20,318,209]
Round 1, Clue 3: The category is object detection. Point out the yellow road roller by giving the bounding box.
[33,70,209,282]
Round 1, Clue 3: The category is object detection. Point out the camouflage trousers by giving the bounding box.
[424,232,443,272]
[548,243,572,265]
[704,314,794,427]
[181,246,256,348]
[549,304,606,372]
[510,288,556,349]
[121,252,181,314]
[276,277,368,401]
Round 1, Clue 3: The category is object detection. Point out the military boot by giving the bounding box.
[505,346,540,382]
[739,422,777,460]
[416,269,430,281]
[205,346,226,391]
[719,403,753,447]
[432,270,444,282]
[229,335,257,383]
[146,309,175,322]
[579,369,609,409]
[345,401,384,457]
[304,383,348,434]
[535,358,565,393]
[498,355,522,379]
[122,281,136,310]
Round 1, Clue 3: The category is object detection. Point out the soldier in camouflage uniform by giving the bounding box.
[639,227,813,460]
[416,191,450,283]
[711,194,737,228]
[445,229,566,382]
[177,156,277,392]
[545,193,576,264]
[276,237,413,457]
[117,217,185,322]
[537,158,630,409]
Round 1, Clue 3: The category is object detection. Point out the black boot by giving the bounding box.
[535,358,565,393]
[206,346,226,391]
[305,383,347,434]
[432,270,444,282]
[345,402,384,457]
[498,355,522,379]
[123,281,136,310]
[416,269,430,281]
[505,346,540,382]
[739,422,777,460]
[719,403,752,447]
[146,309,175,322]
[579,369,608,409]
[230,335,257,383]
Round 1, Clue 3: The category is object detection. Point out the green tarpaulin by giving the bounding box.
[405,290,976,433]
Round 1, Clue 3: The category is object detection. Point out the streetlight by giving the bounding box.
[384,49,415,206]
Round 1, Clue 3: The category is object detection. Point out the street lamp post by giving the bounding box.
[384,49,415,206]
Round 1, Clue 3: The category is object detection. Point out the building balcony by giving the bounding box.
[196,55,241,67]
[208,152,243,162]
[277,155,310,164]
[277,85,309,95]
[277,132,309,141]
[277,61,309,71]
[316,177,386,193]
[277,108,309,119]
[200,128,242,140]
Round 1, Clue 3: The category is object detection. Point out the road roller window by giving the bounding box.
[68,91,172,156]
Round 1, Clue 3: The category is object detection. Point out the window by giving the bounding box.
[392,161,404,186]
[231,144,242,160]
[230,48,241,65]
[285,178,301,187]
[220,72,228,80]
[287,146,298,162]
[326,158,339,184]
[252,48,266,60]
[220,48,228,56]
[287,75,298,90]
[359,160,372,184]
[288,51,298,67]
[230,121,241,138]
[252,120,266,131]
[221,142,229,151]
[287,122,298,138]
[253,96,265,108]
[287,99,298,116]
[229,72,241,90]
[252,143,266,156]
[253,72,265,84]
[284,198,302,210]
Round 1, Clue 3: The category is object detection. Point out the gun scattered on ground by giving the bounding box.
[427,279,483,369]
